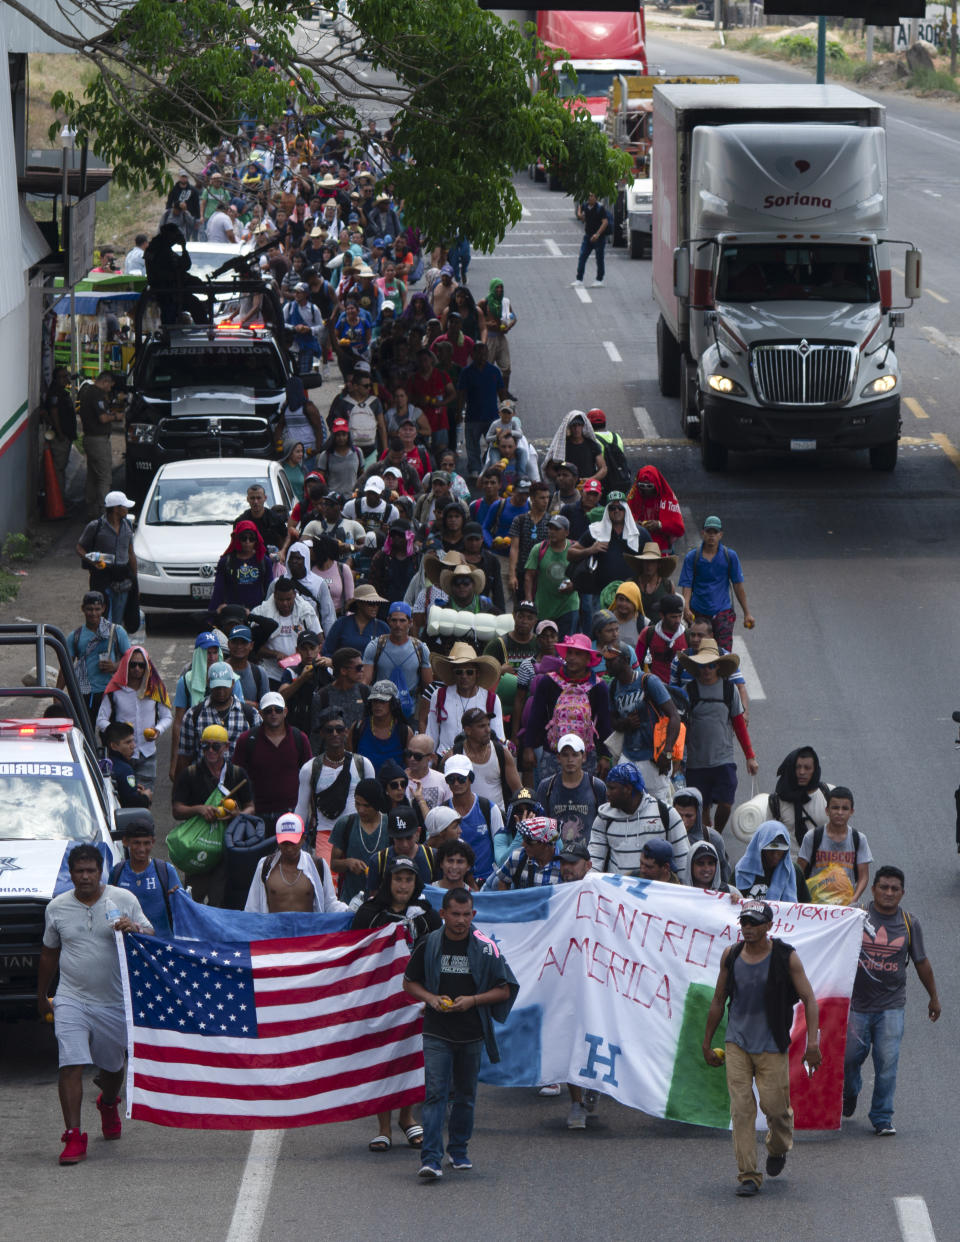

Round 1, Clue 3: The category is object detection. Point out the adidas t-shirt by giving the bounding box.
[852,904,925,1012]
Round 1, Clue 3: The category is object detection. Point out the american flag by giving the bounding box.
[118,925,424,1129]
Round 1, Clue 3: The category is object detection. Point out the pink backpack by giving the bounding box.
[545,672,598,752]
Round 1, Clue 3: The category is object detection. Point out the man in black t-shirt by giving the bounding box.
[404,888,514,1179]
[571,192,609,289]
[234,484,288,551]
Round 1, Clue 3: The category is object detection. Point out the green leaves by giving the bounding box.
[43,0,631,237]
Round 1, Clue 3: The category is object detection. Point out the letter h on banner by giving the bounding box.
[579,1033,622,1086]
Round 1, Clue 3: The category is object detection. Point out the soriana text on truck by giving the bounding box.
[651,84,921,473]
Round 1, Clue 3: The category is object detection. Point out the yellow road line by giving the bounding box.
[904,397,929,420]
[932,432,960,472]
[925,288,949,304]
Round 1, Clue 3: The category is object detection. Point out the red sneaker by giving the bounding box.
[96,1093,122,1140]
[59,1129,88,1164]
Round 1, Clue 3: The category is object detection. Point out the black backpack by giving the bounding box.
[596,431,631,496]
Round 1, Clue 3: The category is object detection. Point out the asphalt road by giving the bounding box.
[3,34,960,1242]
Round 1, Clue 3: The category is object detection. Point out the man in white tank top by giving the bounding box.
[454,707,522,812]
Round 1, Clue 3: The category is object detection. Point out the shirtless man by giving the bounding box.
[243,812,348,913]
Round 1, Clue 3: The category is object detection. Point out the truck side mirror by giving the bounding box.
[673,246,689,299]
[904,249,922,300]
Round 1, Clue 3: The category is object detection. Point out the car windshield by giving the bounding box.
[0,769,100,842]
[556,70,616,98]
[715,244,879,304]
[146,476,271,525]
[143,345,286,389]
[186,247,245,280]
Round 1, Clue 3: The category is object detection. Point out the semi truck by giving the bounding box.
[651,84,921,471]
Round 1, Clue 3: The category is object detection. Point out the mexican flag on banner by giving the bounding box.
[427,876,864,1131]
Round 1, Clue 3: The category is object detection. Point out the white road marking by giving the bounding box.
[889,114,960,151]
[522,205,532,217]
[730,636,766,702]
[603,340,622,363]
[632,406,658,439]
[922,189,942,199]
[15,616,33,623]
[544,238,562,257]
[225,1130,284,1242]
[895,1196,938,1242]
[575,286,592,304]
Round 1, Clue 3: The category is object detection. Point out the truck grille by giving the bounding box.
[156,416,274,458]
[0,897,48,1002]
[751,342,857,407]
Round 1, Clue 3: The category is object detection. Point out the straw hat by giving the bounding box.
[439,562,486,597]
[430,642,501,691]
[623,541,677,578]
[677,638,740,679]
[424,549,465,588]
[348,583,388,609]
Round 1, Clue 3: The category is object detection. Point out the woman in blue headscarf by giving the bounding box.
[734,820,810,903]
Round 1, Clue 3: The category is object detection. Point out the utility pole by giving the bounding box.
[816,14,826,82]
[952,0,957,76]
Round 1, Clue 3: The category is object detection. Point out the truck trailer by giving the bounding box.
[651,84,921,471]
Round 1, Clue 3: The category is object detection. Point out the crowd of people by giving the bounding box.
[41,115,940,1188]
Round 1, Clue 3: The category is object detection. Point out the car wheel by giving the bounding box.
[629,230,646,260]
[869,439,898,471]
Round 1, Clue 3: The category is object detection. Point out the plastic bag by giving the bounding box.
[167,789,227,874]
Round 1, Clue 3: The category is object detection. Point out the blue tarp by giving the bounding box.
[52,290,142,315]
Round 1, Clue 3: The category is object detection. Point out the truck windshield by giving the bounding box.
[143,345,286,390]
[716,244,879,304]
[556,70,617,98]
[0,772,100,842]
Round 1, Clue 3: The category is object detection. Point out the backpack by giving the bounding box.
[684,677,735,723]
[373,633,427,717]
[545,673,598,752]
[188,699,256,737]
[596,430,631,496]
[597,797,673,870]
[451,735,510,810]
[641,673,686,764]
[109,858,172,925]
[435,685,498,724]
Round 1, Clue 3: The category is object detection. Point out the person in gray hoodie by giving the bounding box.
[673,785,732,885]
[687,839,739,896]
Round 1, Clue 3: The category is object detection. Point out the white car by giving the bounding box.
[133,457,295,613]
[0,717,124,1013]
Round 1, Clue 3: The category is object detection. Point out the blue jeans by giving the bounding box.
[576,234,606,282]
[106,586,129,626]
[844,1007,905,1128]
[448,238,471,283]
[465,421,487,477]
[420,1035,483,1167]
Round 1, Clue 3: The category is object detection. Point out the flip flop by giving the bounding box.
[403,1124,424,1148]
[368,1135,392,1152]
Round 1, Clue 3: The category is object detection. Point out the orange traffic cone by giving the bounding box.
[42,444,65,520]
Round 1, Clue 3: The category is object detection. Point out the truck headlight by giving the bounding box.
[127,424,157,444]
[861,374,897,396]
[707,374,746,396]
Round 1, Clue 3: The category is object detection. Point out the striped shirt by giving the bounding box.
[588,796,690,881]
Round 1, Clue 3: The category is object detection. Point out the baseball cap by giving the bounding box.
[364,476,385,494]
[297,630,322,647]
[121,813,156,838]
[259,691,285,712]
[424,806,461,840]
[206,661,234,688]
[515,600,537,614]
[104,490,136,510]
[331,417,349,432]
[582,479,603,495]
[368,679,398,702]
[382,465,402,478]
[276,812,305,843]
[556,461,579,476]
[536,619,559,635]
[462,706,491,726]
[388,808,419,838]
[387,855,419,873]
[547,514,570,531]
[513,477,532,491]
[195,631,220,650]
[739,899,774,925]
[703,515,723,530]
[294,282,309,292]
[557,733,586,754]
[641,839,677,870]
[229,624,253,642]
[444,754,474,780]
[559,840,590,864]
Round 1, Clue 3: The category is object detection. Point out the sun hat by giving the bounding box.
[424,549,465,588]
[430,641,501,691]
[348,583,389,609]
[677,639,740,679]
[554,633,602,667]
[438,562,486,597]
[623,541,678,578]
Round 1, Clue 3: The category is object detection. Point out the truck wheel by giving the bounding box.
[548,171,562,193]
[700,416,728,472]
[629,230,646,260]
[657,316,681,398]
[869,439,898,471]
[680,364,700,438]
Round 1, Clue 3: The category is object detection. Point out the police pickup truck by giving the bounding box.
[0,625,141,1017]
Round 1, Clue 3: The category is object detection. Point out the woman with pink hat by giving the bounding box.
[522,633,612,784]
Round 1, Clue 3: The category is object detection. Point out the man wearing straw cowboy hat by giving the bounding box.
[678,639,758,834]
[414,557,496,638]
[426,643,505,757]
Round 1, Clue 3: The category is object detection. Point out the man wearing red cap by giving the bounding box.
[244,812,348,914]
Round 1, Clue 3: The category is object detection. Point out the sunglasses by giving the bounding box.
[201,742,225,752]
[238,534,257,542]
[323,723,346,733]
[388,778,408,789]
[262,706,284,714]
[404,750,433,760]
[445,774,469,785]
[128,661,147,670]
